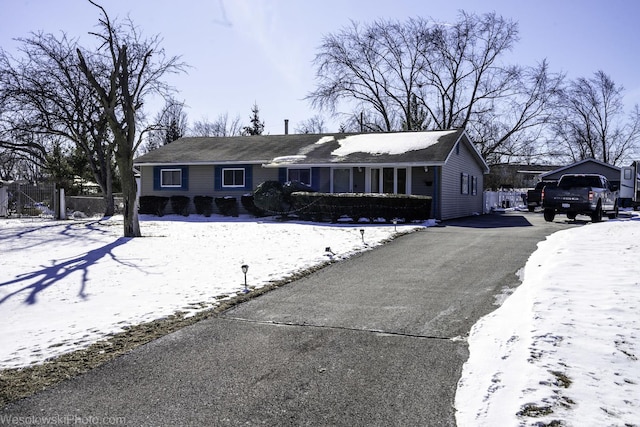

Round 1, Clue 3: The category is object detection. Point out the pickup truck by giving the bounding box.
[542,173,619,222]
[526,181,556,212]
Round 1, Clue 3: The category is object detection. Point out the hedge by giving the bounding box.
[241,194,266,217]
[290,192,432,223]
[215,196,239,217]
[193,196,214,217]
[170,195,190,216]
[138,196,169,216]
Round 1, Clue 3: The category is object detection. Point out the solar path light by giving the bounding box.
[241,264,249,293]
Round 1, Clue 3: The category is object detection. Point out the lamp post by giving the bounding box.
[392,218,398,232]
[359,228,365,243]
[241,264,249,293]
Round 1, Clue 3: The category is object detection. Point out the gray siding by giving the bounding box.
[411,167,436,218]
[439,140,484,220]
[138,164,279,215]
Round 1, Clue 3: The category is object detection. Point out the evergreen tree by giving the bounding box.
[242,102,265,136]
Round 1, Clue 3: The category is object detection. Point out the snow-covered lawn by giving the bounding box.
[456,214,640,426]
[0,214,425,369]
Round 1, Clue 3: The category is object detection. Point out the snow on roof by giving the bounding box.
[316,136,335,145]
[270,155,307,164]
[331,130,457,157]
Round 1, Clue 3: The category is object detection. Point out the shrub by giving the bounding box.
[193,196,214,217]
[215,196,239,217]
[253,181,286,215]
[241,194,266,217]
[139,196,169,216]
[170,195,190,216]
[290,192,432,223]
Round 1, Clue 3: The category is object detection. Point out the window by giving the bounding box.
[383,168,394,193]
[288,168,311,186]
[369,167,409,194]
[461,173,469,195]
[471,176,477,195]
[161,169,182,187]
[397,168,407,194]
[223,168,245,187]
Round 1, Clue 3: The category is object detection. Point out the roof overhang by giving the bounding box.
[262,161,446,168]
[133,160,268,167]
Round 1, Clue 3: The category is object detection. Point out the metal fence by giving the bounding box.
[483,190,527,213]
[0,181,56,217]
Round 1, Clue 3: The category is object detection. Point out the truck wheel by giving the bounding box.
[591,203,603,223]
[543,208,555,222]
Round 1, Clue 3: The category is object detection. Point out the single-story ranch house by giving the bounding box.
[133,128,489,220]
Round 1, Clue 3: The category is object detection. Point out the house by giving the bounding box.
[133,128,489,220]
[485,163,560,190]
[539,158,621,186]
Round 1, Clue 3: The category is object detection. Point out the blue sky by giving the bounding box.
[1,0,639,134]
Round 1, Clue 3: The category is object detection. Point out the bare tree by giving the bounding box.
[307,12,561,164]
[295,115,327,134]
[77,1,185,237]
[552,70,640,165]
[0,31,117,214]
[308,18,425,132]
[144,98,188,153]
[470,60,565,164]
[190,112,242,137]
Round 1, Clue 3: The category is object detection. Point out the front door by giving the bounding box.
[333,168,351,193]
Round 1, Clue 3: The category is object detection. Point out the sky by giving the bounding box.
[1,0,639,135]
[1,209,639,424]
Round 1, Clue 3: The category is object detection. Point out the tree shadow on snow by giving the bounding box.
[0,238,131,306]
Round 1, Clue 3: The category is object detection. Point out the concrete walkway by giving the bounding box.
[1,212,572,426]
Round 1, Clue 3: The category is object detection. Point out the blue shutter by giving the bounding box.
[278,168,287,183]
[153,167,161,190]
[311,167,320,191]
[181,166,189,190]
[244,165,253,190]
[214,166,222,191]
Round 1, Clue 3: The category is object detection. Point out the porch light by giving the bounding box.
[241,264,249,293]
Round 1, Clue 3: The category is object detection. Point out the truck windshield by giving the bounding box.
[559,176,602,188]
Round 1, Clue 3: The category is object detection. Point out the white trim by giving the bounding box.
[135,160,267,167]
[160,168,182,188]
[363,166,410,194]
[221,167,246,188]
[263,161,444,169]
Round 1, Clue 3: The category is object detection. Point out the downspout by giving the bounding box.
[433,167,440,220]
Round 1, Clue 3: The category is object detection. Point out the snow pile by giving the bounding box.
[456,218,640,425]
[0,215,425,369]
[331,130,456,156]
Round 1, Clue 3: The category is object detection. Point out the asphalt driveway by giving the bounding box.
[1,212,574,426]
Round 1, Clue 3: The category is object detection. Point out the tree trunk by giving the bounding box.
[117,153,140,237]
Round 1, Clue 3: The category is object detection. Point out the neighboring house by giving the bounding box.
[133,128,489,220]
[484,163,560,190]
[539,158,621,185]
